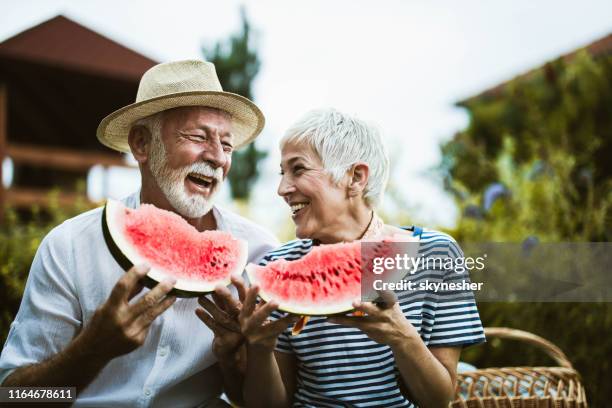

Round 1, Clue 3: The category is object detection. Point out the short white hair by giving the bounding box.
[280,108,390,207]
[133,111,164,142]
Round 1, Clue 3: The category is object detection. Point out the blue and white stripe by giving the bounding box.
[264,227,486,407]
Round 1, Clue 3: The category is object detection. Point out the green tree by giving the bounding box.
[440,51,612,405]
[203,8,267,200]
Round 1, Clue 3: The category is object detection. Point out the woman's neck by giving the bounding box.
[314,204,376,244]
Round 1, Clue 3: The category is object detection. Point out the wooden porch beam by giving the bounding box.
[0,84,7,222]
[7,143,133,171]
[4,187,96,208]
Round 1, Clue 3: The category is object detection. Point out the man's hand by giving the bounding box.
[196,275,247,361]
[2,264,177,392]
[79,264,177,362]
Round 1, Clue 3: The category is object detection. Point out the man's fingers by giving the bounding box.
[135,295,177,329]
[211,290,228,312]
[109,264,150,305]
[195,308,220,335]
[128,281,145,302]
[130,277,176,318]
[198,296,240,332]
[240,286,259,319]
[213,285,241,316]
[231,274,248,303]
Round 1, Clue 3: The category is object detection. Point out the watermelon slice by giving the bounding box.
[102,199,248,297]
[246,235,420,316]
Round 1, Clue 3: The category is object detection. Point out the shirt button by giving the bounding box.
[160,349,167,357]
[144,389,151,397]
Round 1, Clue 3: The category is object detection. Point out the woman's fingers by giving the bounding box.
[245,301,279,331]
[328,315,369,329]
[376,290,398,309]
[352,301,380,316]
[266,314,300,335]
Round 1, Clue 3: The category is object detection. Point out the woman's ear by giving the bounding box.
[348,162,369,198]
[128,126,152,164]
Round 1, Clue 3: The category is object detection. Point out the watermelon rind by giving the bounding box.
[246,264,357,316]
[102,199,248,297]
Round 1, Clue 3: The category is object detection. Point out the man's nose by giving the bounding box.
[200,139,227,169]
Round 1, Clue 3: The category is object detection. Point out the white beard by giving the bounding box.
[148,136,223,218]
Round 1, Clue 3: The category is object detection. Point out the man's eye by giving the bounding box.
[223,144,233,153]
[187,134,206,142]
[293,166,305,174]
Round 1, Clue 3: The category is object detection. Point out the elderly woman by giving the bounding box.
[198,108,485,408]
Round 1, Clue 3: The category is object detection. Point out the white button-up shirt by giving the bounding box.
[0,192,279,407]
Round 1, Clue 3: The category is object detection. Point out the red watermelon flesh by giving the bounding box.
[246,235,421,315]
[103,199,248,295]
[247,241,363,315]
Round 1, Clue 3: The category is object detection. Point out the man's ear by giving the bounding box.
[128,126,152,164]
[348,162,369,198]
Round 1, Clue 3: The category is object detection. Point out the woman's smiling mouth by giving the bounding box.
[290,202,309,217]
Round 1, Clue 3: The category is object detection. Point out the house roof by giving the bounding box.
[459,33,612,106]
[0,15,156,81]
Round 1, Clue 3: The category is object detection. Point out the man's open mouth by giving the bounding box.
[187,173,215,189]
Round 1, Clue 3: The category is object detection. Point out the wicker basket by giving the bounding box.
[450,327,587,408]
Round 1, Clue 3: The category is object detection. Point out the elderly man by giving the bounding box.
[0,60,278,407]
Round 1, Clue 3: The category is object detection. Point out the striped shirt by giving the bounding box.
[264,227,486,408]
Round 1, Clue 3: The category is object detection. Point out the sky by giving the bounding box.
[1,0,611,234]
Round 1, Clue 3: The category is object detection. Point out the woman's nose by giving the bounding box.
[277,174,295,197]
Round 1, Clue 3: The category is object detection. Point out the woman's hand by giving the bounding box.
[196,275,247,361]
[239,285,299,352]
[328,290,419,349]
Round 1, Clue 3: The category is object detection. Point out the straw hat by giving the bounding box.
[97,59,265,153]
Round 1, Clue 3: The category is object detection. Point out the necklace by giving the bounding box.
[359,212,384,240]
[312,212,384,246]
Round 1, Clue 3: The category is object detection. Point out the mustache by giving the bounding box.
[184,162,224,183]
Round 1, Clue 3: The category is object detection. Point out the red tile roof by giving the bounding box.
[0,15,156,81]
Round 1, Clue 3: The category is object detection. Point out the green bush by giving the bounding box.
[0,190,93,341]
[440,51,612,405]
